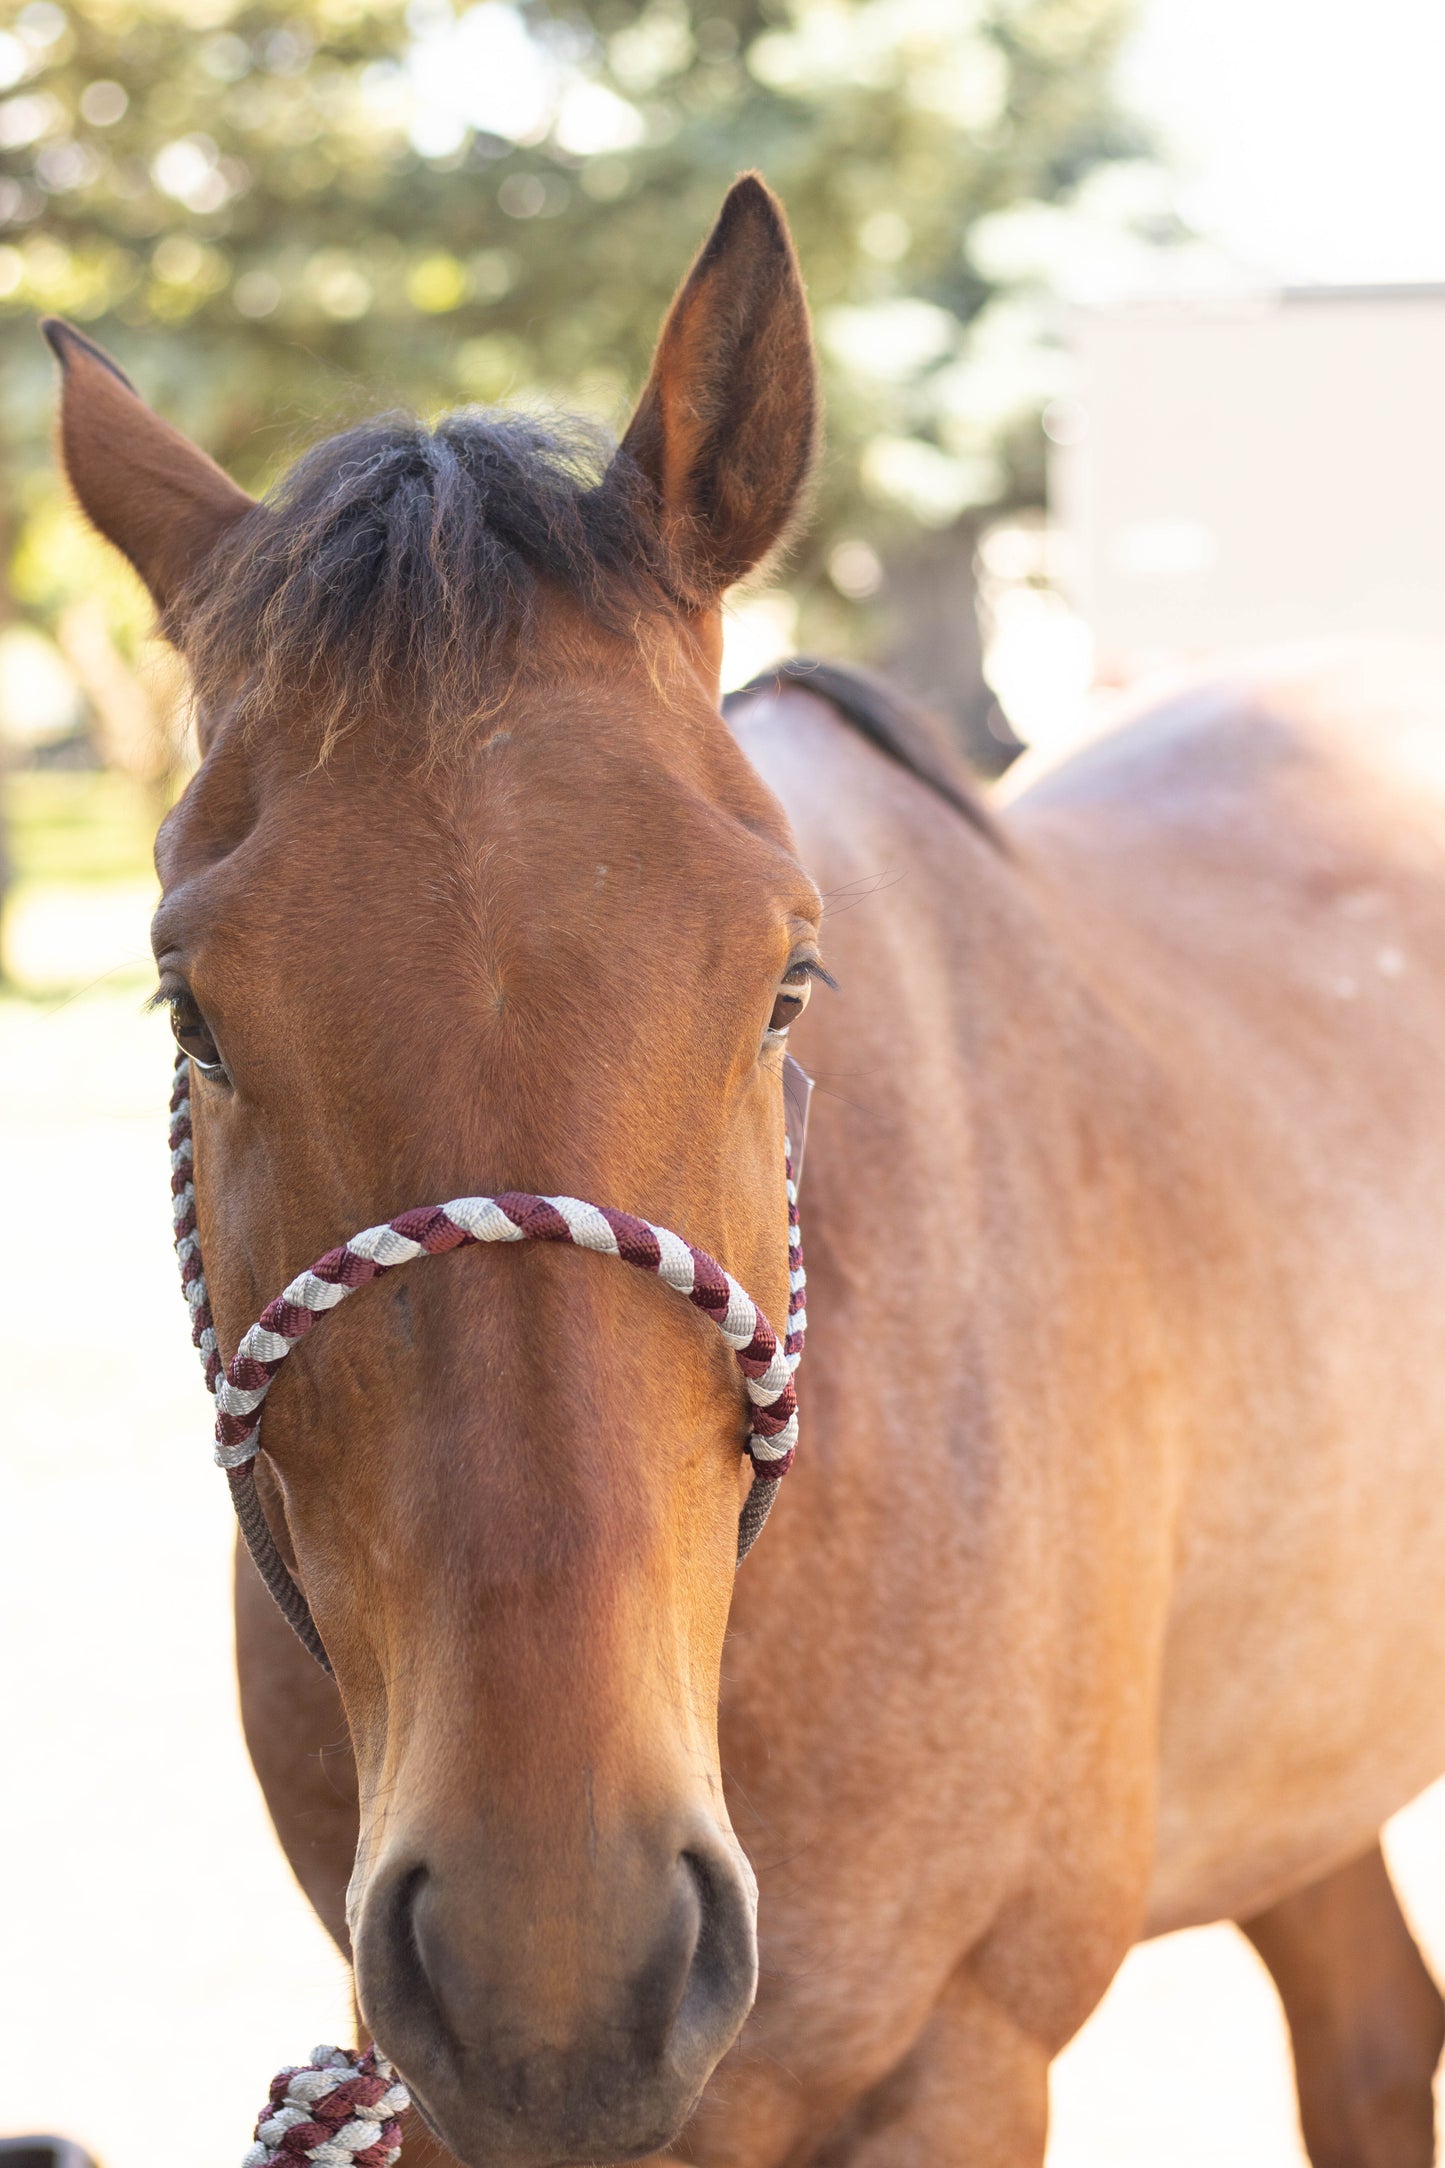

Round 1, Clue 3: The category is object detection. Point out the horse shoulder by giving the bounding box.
[1003,648,1445,1928]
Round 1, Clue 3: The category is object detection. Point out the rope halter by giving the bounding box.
[168,1051,808,1676]
[167,1049,807,2164]
[244,2046,409,2168]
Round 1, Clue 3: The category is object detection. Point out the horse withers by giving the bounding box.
[47,178,1445,2166]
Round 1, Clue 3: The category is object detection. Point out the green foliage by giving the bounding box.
[0,0,1157,662]
[5,766,158,886]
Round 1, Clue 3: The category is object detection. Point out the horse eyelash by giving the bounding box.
[793,960,839,991]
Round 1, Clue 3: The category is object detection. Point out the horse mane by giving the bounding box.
[174,408,681,752]
[725,657,1007,851]
[172,402,1008,845]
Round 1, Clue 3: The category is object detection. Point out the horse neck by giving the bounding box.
[765,702,1178,1373]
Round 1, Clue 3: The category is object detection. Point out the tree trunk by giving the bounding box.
[881,520,1023,778]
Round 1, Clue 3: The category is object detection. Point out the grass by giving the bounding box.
[4,767,165,887]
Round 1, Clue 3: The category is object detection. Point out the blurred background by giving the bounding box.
[6,2,1445,2163]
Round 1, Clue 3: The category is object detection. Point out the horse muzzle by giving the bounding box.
[352,1815,758,2167]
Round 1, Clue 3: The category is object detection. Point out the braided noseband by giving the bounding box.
[167,1050,805,2162]
[168,1051,807,1672]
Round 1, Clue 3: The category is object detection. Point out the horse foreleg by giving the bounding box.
[805,1968,1050,2168]
[1240,1840,1443,2168]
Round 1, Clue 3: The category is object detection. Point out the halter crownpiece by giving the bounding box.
[168,1051,808,1672]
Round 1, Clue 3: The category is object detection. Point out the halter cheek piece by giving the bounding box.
[167,1052,810,1675]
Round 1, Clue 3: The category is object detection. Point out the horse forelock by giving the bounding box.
[172,406,684,760]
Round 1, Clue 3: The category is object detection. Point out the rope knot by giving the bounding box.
[243,2045,410,2168]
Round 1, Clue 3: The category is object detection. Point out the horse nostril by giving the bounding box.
[671,1843,758,2073]
[680,1849,717,1974]
[625,1850,703,2054]
[384,1860,451,2046]
[618,1844,754,2074]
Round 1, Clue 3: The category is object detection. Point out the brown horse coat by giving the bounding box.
[47,175,1445,2166]
[237,639,1445,2168]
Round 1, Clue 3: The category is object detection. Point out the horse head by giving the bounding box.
[48,177,822,2167]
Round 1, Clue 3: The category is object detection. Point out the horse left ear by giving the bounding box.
[618,173,818,602]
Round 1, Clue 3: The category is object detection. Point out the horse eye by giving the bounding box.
[168,992,228,1079]
[767,965,814,1038]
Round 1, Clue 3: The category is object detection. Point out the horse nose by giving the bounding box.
[356,1826,757,2166]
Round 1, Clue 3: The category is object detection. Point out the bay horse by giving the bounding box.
[47,177,1445,2167]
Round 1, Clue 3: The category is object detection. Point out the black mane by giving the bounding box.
[176,408,678,748]
[726,657,1007,850]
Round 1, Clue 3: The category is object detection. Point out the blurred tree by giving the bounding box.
[0,0,1170,767]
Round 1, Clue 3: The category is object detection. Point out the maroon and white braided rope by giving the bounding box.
[169,1053,805,1624]
[244,2046,409,2168]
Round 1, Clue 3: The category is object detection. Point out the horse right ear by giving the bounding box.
[618,174,818,603]
[41,318,254,614]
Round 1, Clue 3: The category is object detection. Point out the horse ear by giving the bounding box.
[618,174,818,601]
[41,317,254,613]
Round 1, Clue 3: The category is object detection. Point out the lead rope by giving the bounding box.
[166,1052,807,2168]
